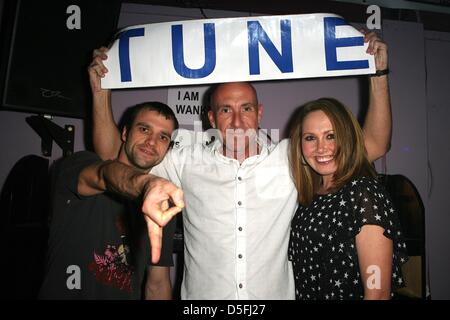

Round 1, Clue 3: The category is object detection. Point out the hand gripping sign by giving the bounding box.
[101,13,375,89]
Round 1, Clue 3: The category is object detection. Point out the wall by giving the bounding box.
[424,30,450,299]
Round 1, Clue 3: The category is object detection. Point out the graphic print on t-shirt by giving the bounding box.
[88,243,134,293]
[88,214,134,293]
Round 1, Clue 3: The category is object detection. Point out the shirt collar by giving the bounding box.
[207,130,275,159]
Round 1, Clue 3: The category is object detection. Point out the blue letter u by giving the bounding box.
[171,23,216,79]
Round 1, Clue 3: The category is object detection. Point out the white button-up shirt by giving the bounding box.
[151,132,297,299]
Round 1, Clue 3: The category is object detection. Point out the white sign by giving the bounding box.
[167,86,209,125]
[102,13,375,89]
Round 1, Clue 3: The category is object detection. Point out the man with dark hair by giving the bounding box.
[39,102,184,299]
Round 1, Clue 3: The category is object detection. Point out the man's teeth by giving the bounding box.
[141,148,152,155]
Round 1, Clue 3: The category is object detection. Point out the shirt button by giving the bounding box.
[237,176,242,181]
[238,254,243,259]
[238,201,242,206]
[239,283,243,289]
[238,227,243,231]
[66,199,71,204]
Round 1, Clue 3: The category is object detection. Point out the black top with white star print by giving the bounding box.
[288,176,408,300]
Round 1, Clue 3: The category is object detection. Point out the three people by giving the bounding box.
[88,30,396,299]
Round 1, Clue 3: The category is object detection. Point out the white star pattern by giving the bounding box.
[289,177,408,300]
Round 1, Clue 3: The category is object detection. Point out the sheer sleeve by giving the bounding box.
[341,176,409,290]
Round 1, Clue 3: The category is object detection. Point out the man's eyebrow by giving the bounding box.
[160,131,171,139]
[136,122,172,140]
[136,122,150,128]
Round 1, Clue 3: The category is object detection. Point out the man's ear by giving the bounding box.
[208,110,216,128]
[257,104,264,124]
[121,127,128,143]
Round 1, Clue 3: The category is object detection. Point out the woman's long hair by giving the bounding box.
[288,98,376,206]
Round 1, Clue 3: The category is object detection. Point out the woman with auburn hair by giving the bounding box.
[288,98,407,300]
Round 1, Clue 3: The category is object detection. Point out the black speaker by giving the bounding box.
[0,0,122,118]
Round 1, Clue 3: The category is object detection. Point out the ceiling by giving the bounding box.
[123,0,450,32]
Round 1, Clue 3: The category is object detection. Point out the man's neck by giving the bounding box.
[223,145,261,164]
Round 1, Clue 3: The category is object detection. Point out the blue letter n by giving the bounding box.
[247,20,293,75]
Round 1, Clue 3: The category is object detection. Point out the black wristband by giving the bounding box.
[370,68,389,77]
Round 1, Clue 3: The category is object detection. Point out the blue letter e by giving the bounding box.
[324,17,368,71]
